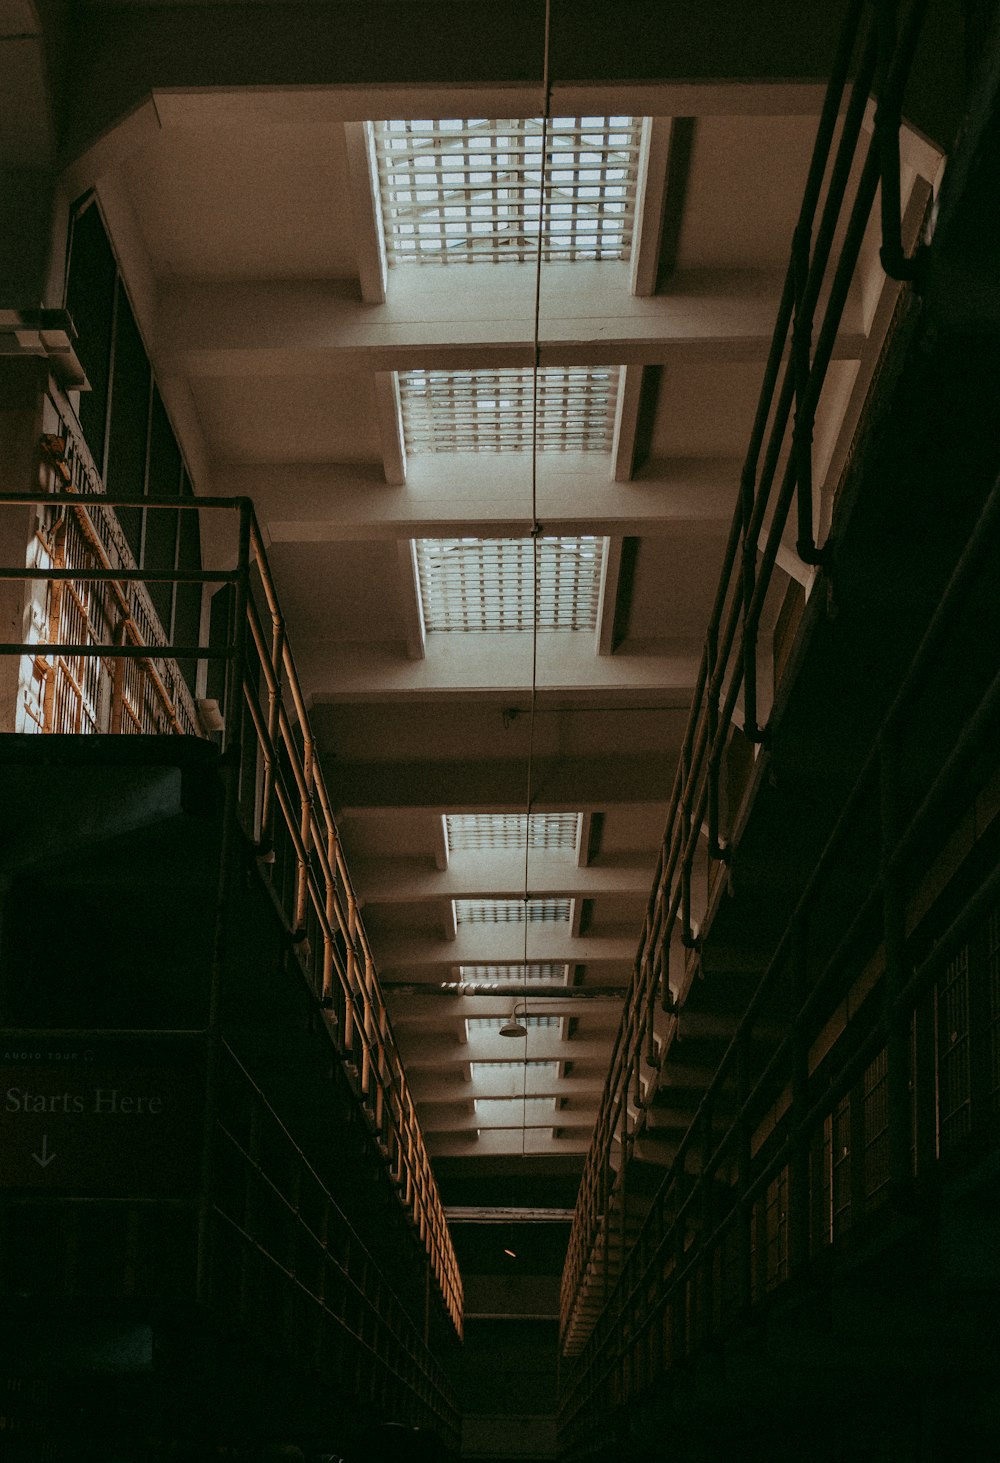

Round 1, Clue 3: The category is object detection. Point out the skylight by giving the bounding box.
[474,1097,558,1124]
[416,537,604,633]
[459,964,570,984]
[455,898,572,925]
[374,116,641,264]
[470,1060,560,1077]
[399,368,618,453]
[447,814,580,853]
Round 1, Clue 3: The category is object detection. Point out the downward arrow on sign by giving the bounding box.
[32,1135,56,1169]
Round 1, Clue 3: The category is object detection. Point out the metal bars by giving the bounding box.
[0,397,464,1342]
[557,450,1000,1448]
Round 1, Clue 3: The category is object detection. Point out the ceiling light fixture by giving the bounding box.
[499,1003,529,1038]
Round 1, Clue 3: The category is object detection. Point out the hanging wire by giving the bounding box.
[521,0,554,1159]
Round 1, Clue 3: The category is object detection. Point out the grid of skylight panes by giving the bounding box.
[470,1060,560,1078]
[454,898,572,925]
[466,1015,561,1036]
[459,964,570,984]
[374,116,641,264]
[416,537,604,633]
[400,368,618,453]
[447,813,580,853]
[474,1097,558,1124]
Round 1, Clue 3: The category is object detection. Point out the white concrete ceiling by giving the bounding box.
[77,73,934,1170]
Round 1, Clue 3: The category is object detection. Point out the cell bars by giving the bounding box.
[447,813,580,853]
[399,367,618,454]
[374,116,641,264]
[454,898,572,925]
[416,536,604,633]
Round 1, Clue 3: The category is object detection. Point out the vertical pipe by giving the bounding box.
[259,613,284,850]
[198,501,250,1305]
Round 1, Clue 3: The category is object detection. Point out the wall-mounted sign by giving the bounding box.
[0,1041,204,1197]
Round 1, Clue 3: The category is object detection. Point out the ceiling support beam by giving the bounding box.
[382,982,628,999]
[352,851,653,902]
[374,928,635,968]
[156,264,865,376]
[630,117,674,297]
[610,365,645,483]
[220,454,740,543]
[343,120,387,305]
[374,369,406,485]
[656,117,697,285]
[596,535,624,657]
[393,538,425,660]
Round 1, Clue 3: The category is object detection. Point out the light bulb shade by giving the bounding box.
[499,1003,528,1038]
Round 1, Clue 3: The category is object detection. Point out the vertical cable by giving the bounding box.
[519,0,553,1159]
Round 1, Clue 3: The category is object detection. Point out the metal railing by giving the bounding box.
[0,395,464,1339]
[558,470,1000,1452]
[559,0,932,1349]
[211,1044,460,1445]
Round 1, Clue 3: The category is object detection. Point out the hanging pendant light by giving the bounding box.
[499,1003,528,1038]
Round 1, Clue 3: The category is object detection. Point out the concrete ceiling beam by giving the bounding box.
[353,851,654,902]
[218,454,740,542]
[155,265,865,376]
[296,635,700,704]
[323,753,679,814]
[380,927,634,967]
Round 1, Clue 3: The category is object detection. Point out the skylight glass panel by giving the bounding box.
[459,964,570,984]
[455,898,571,925]
[400,367,618,453]
[375,116,641,264]
[447,814,580,853]
[470,1060,560,1077]
[474,1097,558,1123]
[416,537,604,632]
